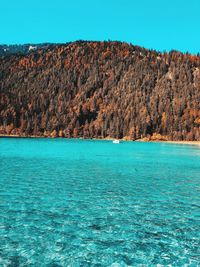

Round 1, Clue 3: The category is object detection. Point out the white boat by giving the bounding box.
[113,139,120,144]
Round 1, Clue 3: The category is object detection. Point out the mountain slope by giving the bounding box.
[0,43,58,57]
[0,41,200,140]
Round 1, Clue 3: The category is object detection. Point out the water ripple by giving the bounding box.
[0,138,200,266]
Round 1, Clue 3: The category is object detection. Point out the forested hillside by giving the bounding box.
[0,43,56,57]
[0,41,200,140]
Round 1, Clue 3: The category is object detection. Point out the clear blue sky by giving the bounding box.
[1,0,199,54]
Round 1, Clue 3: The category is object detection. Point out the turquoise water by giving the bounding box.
[0,138,200,266]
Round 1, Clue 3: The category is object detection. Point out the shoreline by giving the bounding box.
[0,134,200,146]
[161,141,200,146]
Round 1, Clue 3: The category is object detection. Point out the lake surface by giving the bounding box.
[0,138,200,266]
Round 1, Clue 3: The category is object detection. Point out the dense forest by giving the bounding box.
[0,41,200,140]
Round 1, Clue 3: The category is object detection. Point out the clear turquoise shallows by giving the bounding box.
[0,138,200,266]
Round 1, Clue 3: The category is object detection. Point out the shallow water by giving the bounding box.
[0,138,200,266]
